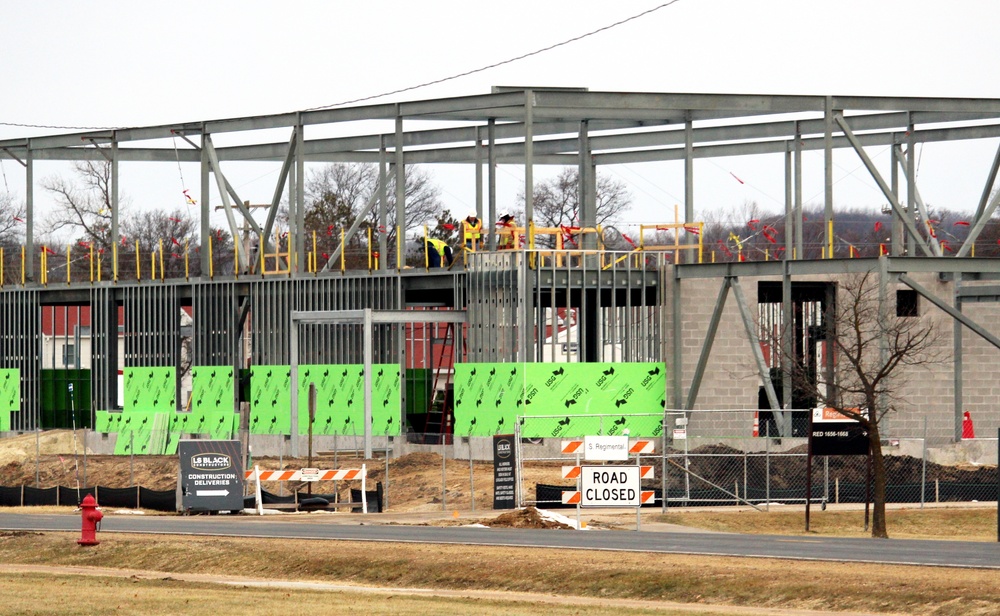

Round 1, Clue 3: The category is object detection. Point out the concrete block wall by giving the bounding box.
[665,267,1000,453]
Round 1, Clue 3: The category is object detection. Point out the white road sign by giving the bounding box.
[583,435,629,461]
[580,465,641,507]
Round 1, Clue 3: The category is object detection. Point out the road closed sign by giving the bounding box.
[580,465,640,507]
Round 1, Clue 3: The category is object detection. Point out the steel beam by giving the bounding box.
[834,115,935,257]
[898,274,1000,350]
[731,277,781,413]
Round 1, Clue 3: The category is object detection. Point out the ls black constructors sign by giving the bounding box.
[493,434,517,509]
[809,407,869,456]
[178,440,245,512]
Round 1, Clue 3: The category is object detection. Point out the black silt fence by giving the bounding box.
[0,485,176,512]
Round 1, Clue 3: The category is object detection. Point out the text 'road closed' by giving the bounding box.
[580,466,641,507]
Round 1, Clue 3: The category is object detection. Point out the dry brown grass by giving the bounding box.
[0,531,998,615]
[653,507,999,541]
[1,570,692,616]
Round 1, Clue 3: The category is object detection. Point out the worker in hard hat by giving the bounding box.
[424,237,454,268]
[497,211,516,249]
[462,212,483,251]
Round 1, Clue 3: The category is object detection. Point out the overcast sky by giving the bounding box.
[2,0,999,234]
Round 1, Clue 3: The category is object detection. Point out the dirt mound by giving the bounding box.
[389,452,442,470]
[0,431,91,466]
[486,507,573,530]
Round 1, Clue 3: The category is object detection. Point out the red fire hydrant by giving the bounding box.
[78,494,103,546]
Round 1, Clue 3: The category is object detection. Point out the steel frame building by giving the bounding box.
[2,89,1000,449]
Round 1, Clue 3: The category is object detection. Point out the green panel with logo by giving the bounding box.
[123,366,176,412]
[250,365,291,435]
[205,410,238,440]
[370,364,401,436]
[295,364,400,437]
[191,366,235,413]
[453,362,666,437]
[453,363,524,436]
[113,410,154,455]
[0,368,19,412]
[521,362,666,438]
[298,364,344,436]
[94,410,111,433]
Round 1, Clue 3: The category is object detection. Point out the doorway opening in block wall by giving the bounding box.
[756,281,836,437]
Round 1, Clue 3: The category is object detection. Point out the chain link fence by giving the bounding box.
[510,410,998,511]
[1,416,996,514]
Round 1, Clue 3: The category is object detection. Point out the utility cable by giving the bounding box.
[303,1,684,111]
[0,2,684,131]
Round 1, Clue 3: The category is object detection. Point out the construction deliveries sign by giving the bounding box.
[178,440,244,512]
[453,362,666,438]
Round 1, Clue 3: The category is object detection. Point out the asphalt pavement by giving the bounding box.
[2,510,997,569]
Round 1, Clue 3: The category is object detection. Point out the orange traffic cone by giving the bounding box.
[961,411,975,439]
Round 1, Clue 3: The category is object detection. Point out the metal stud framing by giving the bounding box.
[0,289,40,430]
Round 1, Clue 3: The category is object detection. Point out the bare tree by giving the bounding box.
[0,191,26,247]
[304,162,444,266]
[779,271,943,538]
[41,160,130,251]
[121,210,199,279]
[520,168,632,247]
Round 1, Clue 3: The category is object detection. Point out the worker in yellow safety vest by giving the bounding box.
[497,211,516,249]
[462,212,483,250]
[424,237,454,268]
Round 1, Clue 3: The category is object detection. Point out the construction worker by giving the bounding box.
[462,212,483,250]
[424,237,454,268]
[497,211,516,249]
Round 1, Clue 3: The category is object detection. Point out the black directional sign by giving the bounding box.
[809,408,869,456]
[178,440,244,512]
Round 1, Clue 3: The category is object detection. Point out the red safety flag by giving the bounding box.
[168,217,182,223]
[78,241,91,249]
[730,171,745,184]
[717,240,733,258]
[42,246,56,254]
[13,216,24,223]
[622,233,637,248]
[874,221,883,233]
[683,225,700,235]
[747,219,759,230]
[761,226,777,243]
[326,225,334,236]
[442,223,455,231]
[171,237,181,246]
[954,220,969,227]
[183,189,197,205]
[171,252,182,259]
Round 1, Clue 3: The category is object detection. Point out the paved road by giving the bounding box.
[2,513,997,569]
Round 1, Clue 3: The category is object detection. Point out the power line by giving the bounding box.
[0,2,683,134]
[303,1,684,111]
[0,120,118,131]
